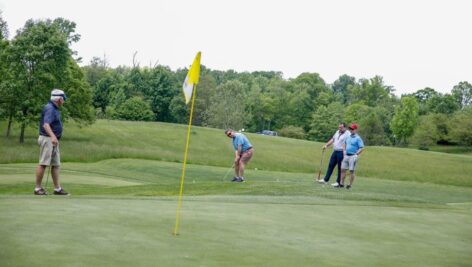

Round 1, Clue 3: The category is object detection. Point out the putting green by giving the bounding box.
[0,173,143,187]
[0,196,470,267]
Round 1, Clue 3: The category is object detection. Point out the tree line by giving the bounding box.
[1,16,471,147]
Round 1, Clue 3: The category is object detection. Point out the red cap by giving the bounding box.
[349,123,358,130]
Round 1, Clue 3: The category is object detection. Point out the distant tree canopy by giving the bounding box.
[1,15,470,147]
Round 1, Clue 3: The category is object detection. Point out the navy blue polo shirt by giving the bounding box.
[39,101,62,139]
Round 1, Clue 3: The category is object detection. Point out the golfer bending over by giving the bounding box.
[34,89,69,196]
[225,129,254,182]
[335,123,364,190]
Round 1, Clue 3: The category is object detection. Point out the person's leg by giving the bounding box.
[35,165,46,188]
[238,161,246,177]
[349,171,355,186]
[238,149,253,180]
[338,155,350,187]
[347,155,358,188]
[323,152,337,181]
[335,152,343,184]
[36,136,52,191]
[340,169,347,186]
[234,159,240,177]
[51,166,60,189]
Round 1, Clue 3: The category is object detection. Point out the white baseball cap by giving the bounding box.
[51,89,67,101]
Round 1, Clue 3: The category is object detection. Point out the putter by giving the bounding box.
[315,148,326,181]
[222,163,235,181]
[44,146,56,191]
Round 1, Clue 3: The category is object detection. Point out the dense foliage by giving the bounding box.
[1,15,471,147]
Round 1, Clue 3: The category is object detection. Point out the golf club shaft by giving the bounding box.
[222,163,235,181]
[316,149,325,180]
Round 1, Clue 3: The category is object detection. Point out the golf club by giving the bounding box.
[315,148,326,181]
[222,163,235,181]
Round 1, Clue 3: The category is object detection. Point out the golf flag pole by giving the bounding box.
[173,52,201,236]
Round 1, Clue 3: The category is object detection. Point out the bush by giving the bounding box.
[114,97,154,121]
[278,126,306,139]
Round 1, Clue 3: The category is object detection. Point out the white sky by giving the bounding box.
[1,0,471,95]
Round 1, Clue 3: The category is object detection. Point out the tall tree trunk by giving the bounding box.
[19,122,26,144]
[6,112,13,137]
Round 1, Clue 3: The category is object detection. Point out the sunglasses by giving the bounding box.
[226,132,232,137]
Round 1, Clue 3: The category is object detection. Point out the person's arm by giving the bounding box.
[234,145,242,163]
[323,138,334,150]
[356,147,364,156]
[356,138,365,156]
[43,123,58,146]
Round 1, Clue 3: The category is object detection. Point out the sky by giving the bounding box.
[1,0,471,95]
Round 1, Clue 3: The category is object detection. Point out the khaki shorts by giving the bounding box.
[240,148,254,164]
[341,155,358,171]
[38,136,61,166]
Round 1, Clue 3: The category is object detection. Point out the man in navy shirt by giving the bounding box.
[34,89,69,195]
[225,129,254,182]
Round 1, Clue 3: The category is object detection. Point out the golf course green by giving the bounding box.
[1,120,471,266]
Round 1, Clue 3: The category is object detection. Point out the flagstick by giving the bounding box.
[173,84,197,236]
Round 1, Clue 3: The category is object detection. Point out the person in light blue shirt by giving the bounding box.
[225,129,254,182]
[335,123,365,190]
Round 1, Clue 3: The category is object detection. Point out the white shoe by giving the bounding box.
[317,179,327,184]
[331,182,339,187]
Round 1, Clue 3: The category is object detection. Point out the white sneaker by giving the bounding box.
[317,179,327,184]
[331,182,339,187]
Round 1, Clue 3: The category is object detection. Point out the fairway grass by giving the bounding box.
[0,159,471,266]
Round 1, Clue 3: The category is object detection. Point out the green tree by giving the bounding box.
[8,19,78,143]
[0,12,16,136]
[410,87,439,115]
[344,103,370,124]
[114,97,153,121]
[206,80,247,130]
[452,81,472,109]
[82,56,109,87]
[390,97,419,145]
[427,94,459,115]
[308,102,345,141]
[169,96,188,124]
[332,74,355,104]
[449,107,472,146]
[410,114,439,149]
[359,113,386,145]
[193,72,217,126]
[349,76,393,106]
[144,66,177,122]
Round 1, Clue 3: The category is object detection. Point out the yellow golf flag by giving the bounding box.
[182,52,201,104]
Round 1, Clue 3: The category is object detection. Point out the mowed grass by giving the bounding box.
[1,120,471,266]
[1,120,472,186]
[1,196,471,267]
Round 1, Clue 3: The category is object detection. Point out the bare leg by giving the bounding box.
[238,162,246,177]
[349,171,355,186]
[35,165,47,188]
[340,169,347,185]
[234,161,240,177]
[51,166,60,189]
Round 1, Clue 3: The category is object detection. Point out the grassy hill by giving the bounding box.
[1,119,471,186]
[0,120,471,266]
